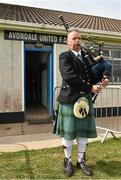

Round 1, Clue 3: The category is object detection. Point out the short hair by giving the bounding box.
[67,28,80,38]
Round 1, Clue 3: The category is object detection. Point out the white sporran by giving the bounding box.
[73,97,89,119]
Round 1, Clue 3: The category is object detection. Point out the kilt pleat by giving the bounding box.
[56,94,97,140]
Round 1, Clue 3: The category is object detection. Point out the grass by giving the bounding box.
[0,137,121,179]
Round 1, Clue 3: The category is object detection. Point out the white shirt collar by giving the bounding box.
[71,50,82,57]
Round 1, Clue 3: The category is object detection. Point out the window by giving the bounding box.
[111,50,121,83]
[103,50,110,58]
[111,50,121,59]
[84,42,121,84]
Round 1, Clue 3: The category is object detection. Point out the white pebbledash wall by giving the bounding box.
[0,31,23,113]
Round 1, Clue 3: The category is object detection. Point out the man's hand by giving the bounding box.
[91,84,101,94]
[101,78,109,87]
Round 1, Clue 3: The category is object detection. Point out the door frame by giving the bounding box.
[24,46,53,115]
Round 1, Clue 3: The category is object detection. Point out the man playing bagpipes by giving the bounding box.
[54,28,111,177]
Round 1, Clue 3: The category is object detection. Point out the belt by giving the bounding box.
[80,91,86,95]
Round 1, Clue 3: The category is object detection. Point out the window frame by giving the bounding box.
[84,43,121,85]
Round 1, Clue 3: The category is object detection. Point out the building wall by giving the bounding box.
[0,31,23,113]
[53,43,68,109]
[0,29,121,118]
[54,43,68,87]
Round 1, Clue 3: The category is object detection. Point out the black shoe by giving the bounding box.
[64,158,73,177]
[77,161,93,176]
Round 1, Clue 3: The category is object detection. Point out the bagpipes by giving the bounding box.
[59,15,112,103]
[82,36,112,84]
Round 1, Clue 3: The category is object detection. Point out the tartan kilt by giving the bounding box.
[56,94,97,140]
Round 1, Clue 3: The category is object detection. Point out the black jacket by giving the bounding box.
[57,50,93,104]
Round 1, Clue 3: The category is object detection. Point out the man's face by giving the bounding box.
[67,31,81,51]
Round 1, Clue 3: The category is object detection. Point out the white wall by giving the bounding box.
[53,43,68,88]
[53,43,68,109]
[0,31,23,112]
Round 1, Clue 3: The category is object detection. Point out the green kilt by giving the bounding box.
[56,94,97,140]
